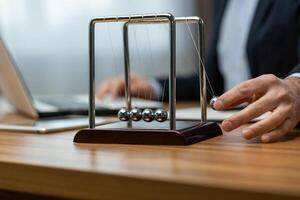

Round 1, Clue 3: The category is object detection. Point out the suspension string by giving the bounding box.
[195,23,215,98]
[145,22,155,100]
[148,15,167,104]
[159,23,169,103]
[141,15,149,100]
[184,20,216,98]
[132,19,144,100]
[105,18,119,83]
[146,25,154,99]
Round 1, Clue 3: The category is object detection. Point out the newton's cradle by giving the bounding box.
[74,13,223,145]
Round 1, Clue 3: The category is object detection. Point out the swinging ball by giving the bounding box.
[154,109,168,122]
[142,109,155,122]
[118,108,130,121]
[130,107,142,121]
[210,96,218,110]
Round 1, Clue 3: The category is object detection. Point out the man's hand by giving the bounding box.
[97,73,158,100]
[213,74,300,143]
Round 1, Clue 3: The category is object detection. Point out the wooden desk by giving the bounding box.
[0,109,299,199]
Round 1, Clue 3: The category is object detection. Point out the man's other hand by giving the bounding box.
[96,73,158,100]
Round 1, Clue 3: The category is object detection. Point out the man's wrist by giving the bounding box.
[284,77,300,106]
[284,77,300,124]
[285,76,300,92]
[284,76,300,89]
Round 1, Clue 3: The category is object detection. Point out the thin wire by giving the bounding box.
[160,77,167,102]
[132,24,144,100]
[145,25,154,100]
[160,23,168,103]
[106,21,119,77]
[184,21,216,98]
[187,22,215,97]
[141,15,149,100]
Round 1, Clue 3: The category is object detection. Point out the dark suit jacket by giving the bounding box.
[160,0,300,101]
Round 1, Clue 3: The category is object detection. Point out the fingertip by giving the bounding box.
[261,134,271,143]
[221,120,234,131]
[97,88,108,100]
[96,91,103,99]
[242,128,254,140]
[110,90,119,100]
[214,99,224,110]
[110,86,120,99]
[96,95,101,100]
[110,93,116,100]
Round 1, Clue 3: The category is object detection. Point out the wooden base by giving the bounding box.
[73,120,222,145]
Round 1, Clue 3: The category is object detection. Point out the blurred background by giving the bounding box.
[0,0,213,96]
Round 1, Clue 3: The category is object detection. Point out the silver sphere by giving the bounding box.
[130,107,142,121]
[210,96,218,110]
[154,109,168,122]
[142,109,155,122]
[118,108,130,121]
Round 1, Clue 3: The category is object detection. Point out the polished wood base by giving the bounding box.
[73,120,222,145]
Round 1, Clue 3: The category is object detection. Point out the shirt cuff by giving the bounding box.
[289,73,300,79]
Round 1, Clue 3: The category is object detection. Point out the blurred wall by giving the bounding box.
[0,0,214,95]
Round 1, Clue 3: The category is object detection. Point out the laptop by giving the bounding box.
[0,38,162,118]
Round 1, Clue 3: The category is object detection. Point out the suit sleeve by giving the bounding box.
[158,76,200,101]
[289,27,300,75]
[288,29,300,75]
[289,65,300,75]
[288,5,300,75]
[289,9,300,128]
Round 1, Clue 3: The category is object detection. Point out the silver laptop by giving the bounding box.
[0,38,162,118]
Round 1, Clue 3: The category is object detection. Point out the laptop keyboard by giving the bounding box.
[39,97,94,111]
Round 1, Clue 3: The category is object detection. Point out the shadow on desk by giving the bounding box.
[0,189,68,200]
[216,126,300,145]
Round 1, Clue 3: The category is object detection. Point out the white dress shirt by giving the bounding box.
[217,0,259,91]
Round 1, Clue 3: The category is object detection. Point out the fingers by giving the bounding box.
[96,73,156,100]
[114,79,126,98]
[96,83,110,99]
[213,74,298,143]
[222,94,277,131]
[261,118,293,143]
[241,106,288,139]
[131,82,157,100]
[96,78,125,100]
[217,97,249,110]
[214,76,270,110]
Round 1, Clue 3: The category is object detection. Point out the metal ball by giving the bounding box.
[142,109,155,122]
[154,109,168,122]
[210,96,218,110]
[130,107,142,121]
[118,107,130,121]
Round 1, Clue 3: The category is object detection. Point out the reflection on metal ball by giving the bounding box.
[130,107,142,121]
[154,109,168,122]
[210,96,218,110]
[142,109,155,122]
[118,107,130,121]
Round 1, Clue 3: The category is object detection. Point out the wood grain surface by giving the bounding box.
[0,106,299,199]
